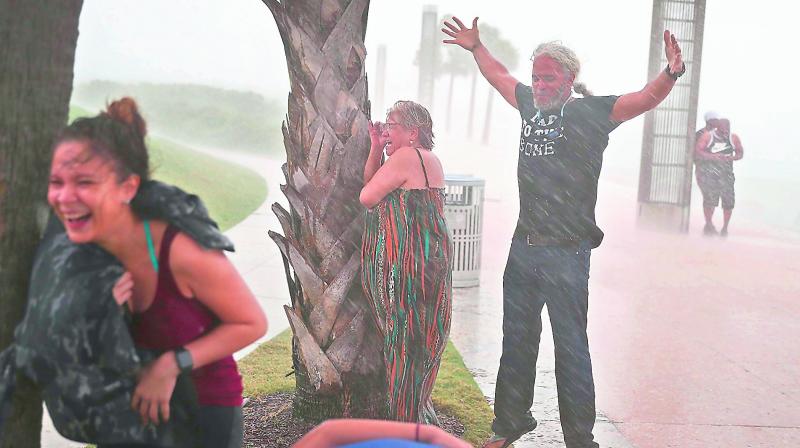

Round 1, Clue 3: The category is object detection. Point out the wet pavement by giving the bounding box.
[588,182,800,448]
[448,179,634,448]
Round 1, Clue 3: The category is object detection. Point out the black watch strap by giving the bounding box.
[665,63,685,80]
[174,347,193,374]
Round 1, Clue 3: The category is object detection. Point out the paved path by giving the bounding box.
[446,149,800,448]
[588,182,800,448]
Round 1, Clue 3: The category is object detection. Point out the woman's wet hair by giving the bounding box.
[55,97,150,182]
[532,41,592,96]
[386,100,435,150]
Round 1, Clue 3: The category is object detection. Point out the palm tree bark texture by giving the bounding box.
[261,0,388,420]
[0,1,84,446]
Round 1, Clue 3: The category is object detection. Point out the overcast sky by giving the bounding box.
[73,1,798,175]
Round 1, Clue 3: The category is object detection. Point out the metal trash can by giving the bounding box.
[443,175,485,288]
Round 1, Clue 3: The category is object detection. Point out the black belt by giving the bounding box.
[524,234,582,247]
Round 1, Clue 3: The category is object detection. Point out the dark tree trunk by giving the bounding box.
[261,0,386,420]
[0,1,84,446]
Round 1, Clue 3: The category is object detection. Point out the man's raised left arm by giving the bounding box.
[610,30,685,123]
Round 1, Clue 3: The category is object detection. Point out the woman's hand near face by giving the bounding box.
[112,271,134,311]
[364,120,387,184]
[368,120,387,151]
[131,352,180,425]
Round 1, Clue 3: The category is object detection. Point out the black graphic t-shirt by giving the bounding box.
[696,130,734,176]
[513,83,620,248]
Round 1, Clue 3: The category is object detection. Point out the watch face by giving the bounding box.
[176,349,193,372]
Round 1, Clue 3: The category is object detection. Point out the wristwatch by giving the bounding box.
[665,63,686,80]
[174,347,193,374]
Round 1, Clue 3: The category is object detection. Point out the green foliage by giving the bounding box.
[239,331,493,446]
[71,81,284,156]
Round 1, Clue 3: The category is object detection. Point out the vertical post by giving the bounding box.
[683,0,707,232]
[481,89,494,144]
[637,0,707,232]
[467,68,477,137]
[637,0,663,205]
[417,5,438,109]
[374,44,387,118]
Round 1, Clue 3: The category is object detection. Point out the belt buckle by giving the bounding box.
[526,234,578,247]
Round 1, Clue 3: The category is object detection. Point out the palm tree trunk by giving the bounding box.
[0,1,83,446]
[261,0,386,420]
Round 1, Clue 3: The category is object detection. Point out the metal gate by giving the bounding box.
[638,0,707,232]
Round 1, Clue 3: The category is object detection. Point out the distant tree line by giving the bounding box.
[72,81,285,155]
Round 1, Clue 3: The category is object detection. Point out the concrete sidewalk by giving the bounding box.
[454,168,800,448]
[448,187,635,448]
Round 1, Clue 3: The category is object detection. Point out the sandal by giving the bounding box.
[482,420,537,448]
[481,428,529,448]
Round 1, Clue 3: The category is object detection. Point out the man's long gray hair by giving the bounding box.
[532,41,592,96]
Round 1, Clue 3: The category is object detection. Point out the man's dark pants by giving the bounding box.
[491,238,599,448]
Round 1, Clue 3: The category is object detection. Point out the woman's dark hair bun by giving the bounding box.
[106,97,147,137]
[55,96,151,182]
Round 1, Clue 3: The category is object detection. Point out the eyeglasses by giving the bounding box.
[384,122,402,129]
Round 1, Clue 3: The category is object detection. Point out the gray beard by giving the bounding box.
[533,86,568,111]
[534,96,566,111]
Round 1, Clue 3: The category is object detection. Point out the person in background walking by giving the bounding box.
[694,115,744,236]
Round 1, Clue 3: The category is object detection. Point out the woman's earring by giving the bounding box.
[409,139,415,147]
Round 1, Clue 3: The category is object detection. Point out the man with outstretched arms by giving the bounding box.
[442,16,685,448]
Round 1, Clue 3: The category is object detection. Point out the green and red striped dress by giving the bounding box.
[361,173,453,424]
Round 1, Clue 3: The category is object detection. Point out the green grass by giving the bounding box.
[237,330,493,446]
[147,138,266,231]
[239,330,296,397]
[68,104,91,122]
[68,105,267,231]
[432,341,494,445]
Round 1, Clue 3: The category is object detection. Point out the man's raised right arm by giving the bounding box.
[442,16,521,109]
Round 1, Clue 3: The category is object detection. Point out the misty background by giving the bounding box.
[71,0,799,233]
